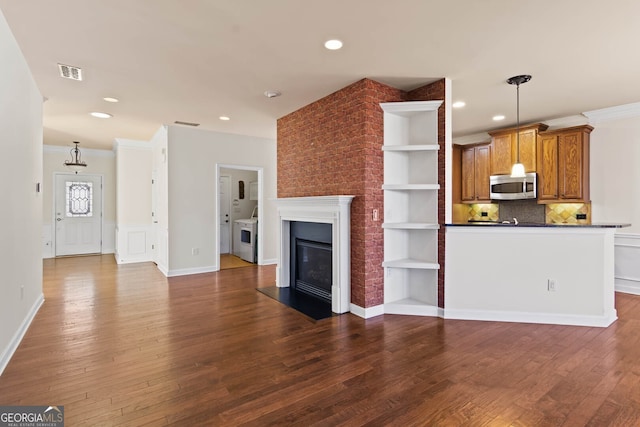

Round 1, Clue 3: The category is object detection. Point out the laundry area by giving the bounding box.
[220,167,259,267]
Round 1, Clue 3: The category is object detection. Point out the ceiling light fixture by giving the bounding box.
[452,101,466,108]
[219,116,230,121]
[324,39,343,50]
[90,112,112,119]
[264,90,281,98]
[493,115,505,121]
[64,141,87,174]
[103,97,119,103]
[507,74,532,178]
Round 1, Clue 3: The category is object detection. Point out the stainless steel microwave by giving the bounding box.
[489,173,537,200]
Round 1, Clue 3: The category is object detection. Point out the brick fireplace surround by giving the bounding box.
[277,78,446,314]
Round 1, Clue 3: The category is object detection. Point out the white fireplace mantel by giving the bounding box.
[274,195,355,314]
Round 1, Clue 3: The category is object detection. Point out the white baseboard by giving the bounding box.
[166,265,218,277]
[444,308,618,328]
[616,277,640,295]
[0,294,44,376]
[349,303,384,319]
[260,258,278,265]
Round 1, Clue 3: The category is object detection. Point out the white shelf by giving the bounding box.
[382,144,440,152]
[384,299,441,316]
[382,100,442,317]
[382,222,439,230]
[382,259,440,269]
[382,184,440,191]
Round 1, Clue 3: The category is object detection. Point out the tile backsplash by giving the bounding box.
[461,202,591,224]
[546,203,591,224]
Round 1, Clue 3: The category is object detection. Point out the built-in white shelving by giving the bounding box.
[381,100,443,316]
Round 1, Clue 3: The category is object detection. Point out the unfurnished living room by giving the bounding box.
[2,1,640,426]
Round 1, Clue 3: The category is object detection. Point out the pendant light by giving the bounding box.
[507,74,531,178]
[64,141,87,174]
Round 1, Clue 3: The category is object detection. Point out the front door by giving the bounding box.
[219,175,231,254]
[54,174,103,256]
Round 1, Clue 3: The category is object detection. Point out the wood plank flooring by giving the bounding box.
[2,255,640,425]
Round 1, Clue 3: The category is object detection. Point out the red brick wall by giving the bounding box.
[407,80,447,308]
[277,78,447,309]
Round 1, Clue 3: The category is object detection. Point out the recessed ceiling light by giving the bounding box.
[493,115,505,121]
[103,97,119,103]
[219,116,230,121]
[264,90,282,98]
[452,101,466,108]
[90,112,112,119]
[324,39,343,50]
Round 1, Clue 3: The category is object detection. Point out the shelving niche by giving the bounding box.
[381,100,442,316]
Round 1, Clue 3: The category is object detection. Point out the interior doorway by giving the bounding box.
[54,173,103,256]
[216,165,263,270]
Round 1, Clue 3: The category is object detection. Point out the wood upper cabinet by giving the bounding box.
[488,123,549,175]
[537,125,593,203]
[461,143,491,203]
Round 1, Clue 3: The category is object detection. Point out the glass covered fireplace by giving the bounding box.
[290,221,332,302]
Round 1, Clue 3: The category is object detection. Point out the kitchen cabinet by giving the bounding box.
[461,143,491,202]
[381,100,442,317]
[488,123,548,175]
[537,125,593,203]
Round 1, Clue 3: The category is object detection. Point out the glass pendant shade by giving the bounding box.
[510,162,526,178]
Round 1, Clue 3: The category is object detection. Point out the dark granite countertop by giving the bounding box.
[446,222,630,228]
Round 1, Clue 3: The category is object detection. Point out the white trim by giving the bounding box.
[583,101,640,124]
[215,164,264,267]
[453,132,491,146]
[0,294,44,376]
[349,303,384,319]
[44,144,114,157]
[542,115,590,130]
[444,308,617,328]
[112,138,152,151]
[166,265,218,277]
[260,258,277,265]
[615,233,640,295]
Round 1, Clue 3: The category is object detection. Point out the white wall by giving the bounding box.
[588,112,640,294]
[42,145,116,257]
[114,139,153,264]
[166,125,277,276]
[589,115,640,233]
[0,10,44,374]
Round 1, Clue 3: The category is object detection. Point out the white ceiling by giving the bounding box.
[1,0,639,150]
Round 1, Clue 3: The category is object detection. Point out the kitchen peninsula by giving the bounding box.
[444,222,629,327]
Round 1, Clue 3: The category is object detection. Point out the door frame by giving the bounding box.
[215,164,263,270]
[52,172,105,257]
[219,174,232,254]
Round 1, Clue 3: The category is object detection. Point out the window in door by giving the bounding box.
[66,181,93,217]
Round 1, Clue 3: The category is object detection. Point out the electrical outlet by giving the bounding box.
[191,247,199,255]
[372,209,379,221]
[481,211,488,217]
[386,267,391,277]
[548,279,557,292]
[20,285,24,300]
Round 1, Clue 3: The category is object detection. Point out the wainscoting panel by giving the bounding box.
[115,224,154,264]
[615,233,640,295]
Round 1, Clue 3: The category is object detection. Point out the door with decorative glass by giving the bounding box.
[54,174,103,256]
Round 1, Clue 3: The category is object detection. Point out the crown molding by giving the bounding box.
[583,102,640,124]
[43,144,115,157]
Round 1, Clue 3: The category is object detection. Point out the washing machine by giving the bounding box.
[233,218,257,263]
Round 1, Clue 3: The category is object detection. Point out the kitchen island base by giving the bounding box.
[444,225,621,327]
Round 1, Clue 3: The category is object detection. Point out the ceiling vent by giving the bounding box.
[174,121,200,127]
[58,63,83,81]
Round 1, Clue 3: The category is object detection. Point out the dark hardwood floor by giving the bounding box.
[2,255,640,426]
